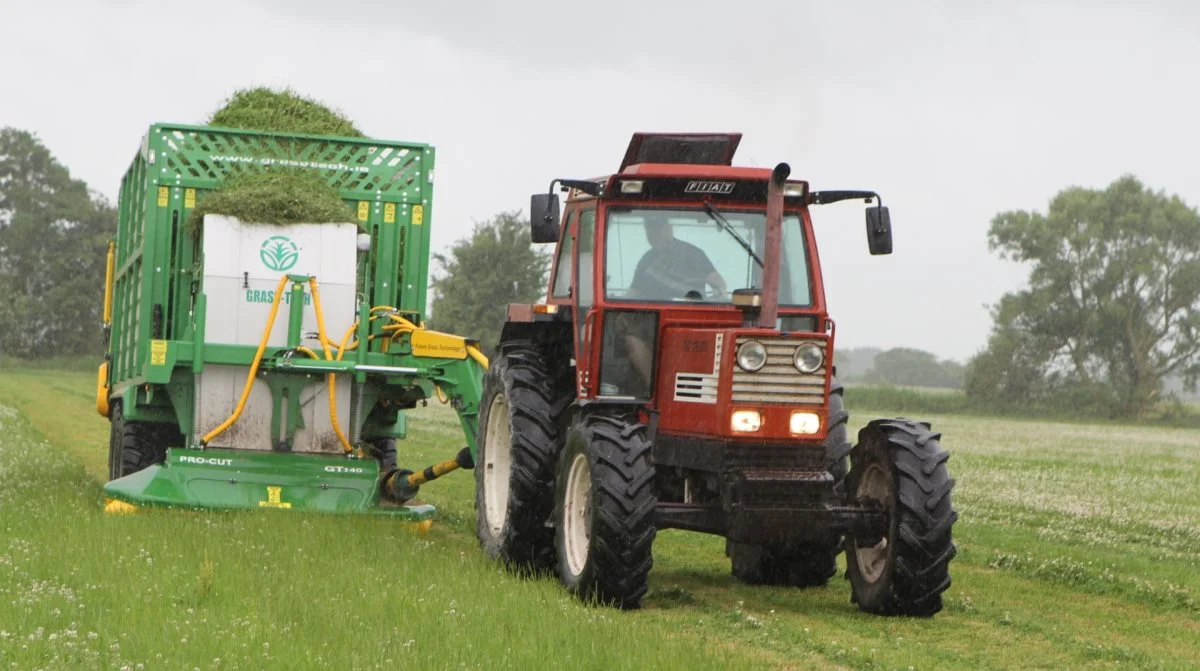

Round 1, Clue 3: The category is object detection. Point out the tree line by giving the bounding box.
[0,128,115,360]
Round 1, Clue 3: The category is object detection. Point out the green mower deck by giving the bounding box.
[103,448,436,521]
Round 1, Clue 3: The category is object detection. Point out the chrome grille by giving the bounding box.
[731,338,826,405]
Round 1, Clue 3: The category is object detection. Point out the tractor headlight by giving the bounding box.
[790,411,821,435]
[793,342,824,373]
[736,340,768,372]
[731,410,762,433]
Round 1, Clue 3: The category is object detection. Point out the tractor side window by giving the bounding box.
[551,211,577,298]
[780,217,812,306]
[576,210,596,308]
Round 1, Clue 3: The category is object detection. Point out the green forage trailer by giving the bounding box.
[97,122,485,524]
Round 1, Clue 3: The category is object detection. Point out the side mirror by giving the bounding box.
[530,193,561,243]
[866,205,892,255]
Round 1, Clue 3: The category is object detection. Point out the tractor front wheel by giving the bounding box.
[554,412,656,609]
[474,341,566,573]
[845,418,958,617]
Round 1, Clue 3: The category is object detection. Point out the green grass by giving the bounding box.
[207,87,363,138]
[188,86,364,231]
[1,371,1198,669]
[844,384,1200,429]
[188,171,358,234]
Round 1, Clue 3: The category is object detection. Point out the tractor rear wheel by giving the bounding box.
[728,379,851,587]
[107,403,170,480]
[554,412,656,609]
[845,418,957,617]
[474,341,568,573]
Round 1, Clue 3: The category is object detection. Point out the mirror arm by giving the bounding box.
[552,178,604,197]
[808,190,880,206]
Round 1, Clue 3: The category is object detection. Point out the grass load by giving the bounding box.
[207,87,364,138]
[189,171,356,228]
[190,87,362,232]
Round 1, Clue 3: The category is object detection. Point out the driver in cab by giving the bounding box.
[626,214,728,300]
[611,214,728,394]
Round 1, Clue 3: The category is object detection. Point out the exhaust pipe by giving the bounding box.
[758,162,790,328]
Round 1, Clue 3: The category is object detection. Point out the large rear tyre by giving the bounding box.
[474,341,567,573]
[107,403,170,481]
[845,418,957,617]
[728,379,850,587]
[554,412,656,609]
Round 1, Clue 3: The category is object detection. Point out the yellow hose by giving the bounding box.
[467,345,489,369]
[308,277,353,455]
[336,322,358,361]
[201,275,289,446]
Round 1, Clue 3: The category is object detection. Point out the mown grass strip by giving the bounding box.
[0,396,731,670]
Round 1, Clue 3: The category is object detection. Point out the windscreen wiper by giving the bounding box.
[703,202,764,268]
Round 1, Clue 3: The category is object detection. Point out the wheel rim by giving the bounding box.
[562,452,592,577]
[854,463,891,584]
[482,394,513,535]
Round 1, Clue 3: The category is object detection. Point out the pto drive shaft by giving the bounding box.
[383,447,475,503]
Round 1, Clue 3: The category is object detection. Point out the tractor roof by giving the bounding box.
[564,132,796,202]
[618,132,742,172]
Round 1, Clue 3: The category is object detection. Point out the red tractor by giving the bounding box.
[474,133,957,616]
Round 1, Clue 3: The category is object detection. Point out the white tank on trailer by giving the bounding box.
[193,215,358,452]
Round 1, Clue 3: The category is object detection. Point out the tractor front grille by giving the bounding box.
[726,443,826,472]
[731,337,826,405]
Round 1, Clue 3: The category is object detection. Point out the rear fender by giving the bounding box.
[117,384,180,425]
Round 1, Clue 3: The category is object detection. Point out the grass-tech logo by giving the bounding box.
[260,235,300,272]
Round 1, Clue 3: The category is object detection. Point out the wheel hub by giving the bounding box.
[482,394,513,535]
[563,452,592,576]
[854,462,891,584]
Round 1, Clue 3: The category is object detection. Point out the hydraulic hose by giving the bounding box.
[308,277,354,455]
[466,346,489,369]
[200,274,289,447]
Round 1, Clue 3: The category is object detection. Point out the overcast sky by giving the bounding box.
[3,0,1198,362]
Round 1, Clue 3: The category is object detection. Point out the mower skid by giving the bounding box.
[102,448,436,523]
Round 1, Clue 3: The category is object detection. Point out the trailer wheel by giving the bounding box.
[474,341,567,573]
[106,403,169,480]
[554,412,656,609]
[728,380,850,587]
[845,418,957,617]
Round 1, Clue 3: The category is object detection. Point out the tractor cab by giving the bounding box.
[526,133,890,440]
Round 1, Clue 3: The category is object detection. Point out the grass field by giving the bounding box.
[1,370,1197,670]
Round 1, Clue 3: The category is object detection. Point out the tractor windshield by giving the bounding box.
[603,206,812,306]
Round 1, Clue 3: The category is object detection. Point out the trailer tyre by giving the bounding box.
[474,341,566,573]
[728,380,850,587]
[554,412,656,609]
[107,403,170,481]
[845,418,957,617]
